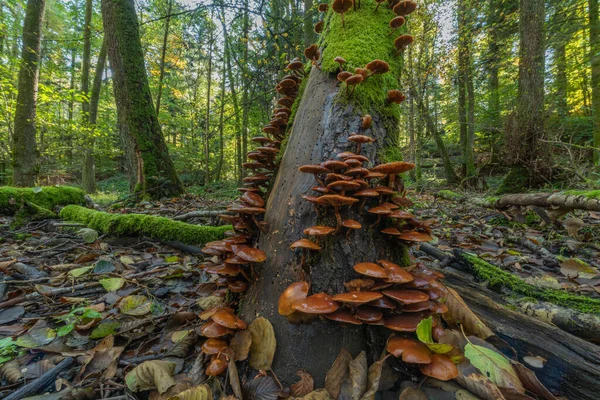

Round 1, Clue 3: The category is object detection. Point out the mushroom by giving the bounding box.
[290,239,321,271]
[234,246,267,263]
[337,71,353,82]
[394,34,414,55]
[212,308,247,330]
[383,289,429,304]
[228,280,248,293]
[201,338,229,355]
[302,194,321,217]
[386,89,406,104]
[323,159,349,171]
[374,0,387,11]
[397,230,433,242]
[278,281,310,316]
[278,96,295,108]
[299,164,330,185]
[327,180,361,195]
[388,16,405,36]
[325,308,363,324]
[366,59,390,76]
[353,188,379,212]
[368,296,397,309]
[333,291,383,304]
[386,337,432,364]
[304,225,336,237]
[362,114,372,130]
[315,21,324,34]
[318,3,329,12]
[334,56,347,70]
[206,355,229,376]
[348,134,375,154]
[344,278,375,291]
[378,259,414,283]
[353,262,389,279]
[304,44,321,67]
[199,321,233,338]
[419,354,459,381]
[342,219,362,238]
[332,0,354,28]
[355,67,370,79]
[241,191,265,207]
[393,0,417,16]
[371,161,415,189]
[383,314,423,332]
[381,227,402,236]
[292,292,339,314]
[345,74,364,95]
[367,205,392,227]
[287,58,306,75]
[315,194,359,233]
[355,306,383,322]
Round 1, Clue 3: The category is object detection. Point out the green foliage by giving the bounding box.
[562,189,600,199]
[436,190,463,201]
[497,167,529,194]
[59,205,231,245]
[319,0,404,119]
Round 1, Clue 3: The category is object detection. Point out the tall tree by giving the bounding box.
[500,0,550,191]
[155,0,172,116]
[590,0,600,169]
[101,0,183,197]
[81,0,94,193]
[204,21,214,185]
[12,0,46,186]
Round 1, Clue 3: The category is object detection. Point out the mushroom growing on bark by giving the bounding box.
[348,134,375,154]
[394,34,414,54]
[371,161,415,189]
[344,74,364,95]
[337,71,353,83]
[290,239,321,271]
[388,16,406,36]
[316,194,359,233]
[366,59,390,76]
[362,114,372,130]
[332,0,354,28]
[318,3,329,12]
[386,89,406,104]
[304,44,321,67]
[314,21,324,34]
[419,354,459,381]
[393,0,417,16]
[334,56,347,70]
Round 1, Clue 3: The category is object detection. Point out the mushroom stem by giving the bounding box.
[333,206,342,234]
[358,197,367,213]
[370,215,382,228]
[345,228,351,240]
[356,143,362,155]
[314,174,325,186]
[251,215,268,234]
[376,2,382,11]
[313,204,320,218]
[341,13,345,28]
[389,173,396,189]
[387,29,395,37]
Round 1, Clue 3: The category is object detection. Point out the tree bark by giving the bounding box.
[81,0,95,193]
[590,0,600,169]
[240,67,410,386]
[240,0,250,183]
[204,24,213,185]
[101,0,184,198]
[155,0,172,116]
[486,0,502,133]
[216,52,226,181]
[12,0,46,187]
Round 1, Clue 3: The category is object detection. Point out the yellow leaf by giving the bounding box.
[248,317,276,370]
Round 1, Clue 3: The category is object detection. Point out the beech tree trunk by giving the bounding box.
[155,0,172,116]
[240,68,410,386]
[101,0,184,198]
[81,0,94,193]
[12,0,46,187]
[590,0,600,169]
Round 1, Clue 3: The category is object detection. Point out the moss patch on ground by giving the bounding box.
[496,167,529,194]
[459,252,600,314]
[319,0,404,119]
[60,205,231,246]
[436,190,463,201]
[561,190,600,200]
[0,186,86,215]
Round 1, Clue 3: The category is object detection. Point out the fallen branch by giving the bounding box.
[0,186,86,216]
[3,357,74,400]
[173,209,228,220]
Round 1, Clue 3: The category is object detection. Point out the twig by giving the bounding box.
[4,357,74,400]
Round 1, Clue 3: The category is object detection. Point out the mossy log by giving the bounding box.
[0,186,85,215]
[59,205,231,246]
[436,189,600,212]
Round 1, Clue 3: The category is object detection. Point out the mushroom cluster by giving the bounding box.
[197,306,248,376]
[336,59,390,96]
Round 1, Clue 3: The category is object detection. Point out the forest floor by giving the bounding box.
[0,191,598,398]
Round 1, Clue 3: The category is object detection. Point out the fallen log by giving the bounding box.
[0,186,86,215]
[173,209,228,221]
[59,205,231,246]
[436,189,600,212]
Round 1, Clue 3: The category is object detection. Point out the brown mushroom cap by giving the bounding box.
[323,160,349,170]
[398,231,433,242]
[328,180,361,192]
[318,3,329,12]
[228,280,248,293]
[394,0,418,16]
[344,278,375,291]
[355,68,370,78]
[278,281,310,315]
[366,59,390,74]
[311,186,331,194]
[316,194,359,207]
[212,309,247,330]
[235,247,267,263]
[293,292,339,314]
[303,226,336,236]
[342,219,362,229]
[314,21,324,34]
[334,56,347,65]
[378,260,414,283]
[279,78,297,89]
[345,158,363,168]
[345,74,364,86]
[332,291,383,304]
[201,338,229,355]
[290,239,322,250]
[325,308,362,324]
[386,337,432,364]
[332,0,354,14]
[337,71,353,82]
[368,296,397,309]
[372,161,415,175]
[387,89,407,104]
[227,205,266,215]
[287,60,305,70]
[403,301,433,312]
[299,164,330,175]
[337,151,356,159]
[344,167,370,177]
[199,321,233,338]
[364,172,386,180]
[241,191,265,207]
[389,16,406,29]
[389,210,415,219]
[383,289,429,304]
[383,314,423,332]
[419,354,459,381]
[380,202,400,210]
[348,134,375,144]
[394,35,414,52]
[304,44,320,61]
[381,227,402,236]
[430,302,449,314]
[367,206,393,215]
[355,306,383,322]
[362,114,372,129]
[278,96,295,107]
[353,262,389,279]
[354,188,379,197]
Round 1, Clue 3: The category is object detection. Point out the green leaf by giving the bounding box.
[81,308,102,320]
[68,266,93,278]
[57,323,75,337]
[416,317,453,354]
[33,187,43,194]
[165,256,179,263]
[16,327,57,348]
[77,228,99,243]
[90,321,121,339]
[119,295,153,316]
[171,330,193,343]
[464,343,524,392]
[99,278,125,292]
[94,260,116,274]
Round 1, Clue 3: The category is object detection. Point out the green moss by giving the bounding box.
[319,0,404,119]
[561,190,600,200]
[0,186,86,216]
[459,252,600,314]
[59,205,232,246]
[437,190,462,201]
[379,146,404,163]
[496,167,528,194]
[11,202,57,228]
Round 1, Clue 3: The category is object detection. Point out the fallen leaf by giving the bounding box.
[94,260,116,274]
[99,277,125,292]
[125,360,177,394]
[360,358,383,400]
[77,228,99,243]
[349,351,368,400]
[443,287,493,339]
[230,330,252,361]
[0,360,23,383]
[559,258,599,279]
[398,387,428,399]
[248,317,276,370]
[464,343,524,393]
[0,306,25,324]
[511,361,556,400]
[167,384,212,400]
[90,321,121,339]
[325,348,353,399]
[22,359,56,380]
[197,295,223,310]
[119,295,153,316]
[455,367,507,400]
[293,389,333,400]
[16,327,56,348]
[228,358,243,400]
[68,266,93,278]
[291,370,314,397]
[244,375,280,400]
[416,317,454,354]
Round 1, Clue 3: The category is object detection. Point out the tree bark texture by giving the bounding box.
[240,68,410,386]
[155,0,172,116]
[12,0,46,187]
[590,0,600,169]
[101,0,184,197]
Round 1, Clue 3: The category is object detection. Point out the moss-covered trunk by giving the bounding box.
[101,0,184,199]
[240,1,410,385]
[12,0,45,187]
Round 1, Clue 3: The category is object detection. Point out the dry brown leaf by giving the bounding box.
[230,330,252,361]
[243,375,280,400]
[228,358,243,400]
[454,363,507,400]
[0,360,23,383]
[443,286,494,339]
[293,389,333,400]
[291,370,314,397]
[325,348,353,399]
[197,296,223,310]
[511,361,556,400]
[349,351,368,400]
[398,387,427,399]
[360,359,383,400]
[0,259,17,271]
[248,317,276,370]
[22,359,56,380]
[125,360,177,394]
[167,384,213,400]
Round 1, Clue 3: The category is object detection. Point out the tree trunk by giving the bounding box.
[66,47,76,164]
[80,0,94,193]
[554,42,568,118]
[101,0,184,198]
[502,0,550,189]
[303,0,315,47]
[155,0,172,116]
[215,54,226,181]
[240,66,410,385]
[12,0,46,187]
[486,0,501,133]
[590,0,600,169]
[240,0,250,183]
[204,24,213,185]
